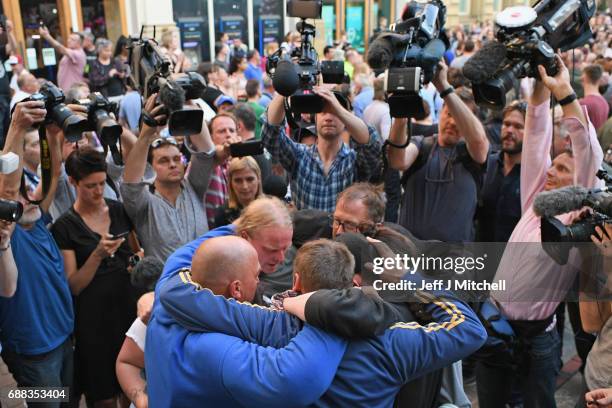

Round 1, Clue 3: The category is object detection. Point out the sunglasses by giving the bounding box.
[151,137,179,149]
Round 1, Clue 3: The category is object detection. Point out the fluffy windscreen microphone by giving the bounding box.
[272,60,300,97]
[532,185,589,217]
[366,34,395,71]
[462,41,507,84]
[159,79,186,113]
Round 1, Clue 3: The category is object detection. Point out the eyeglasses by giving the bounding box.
[328,215,376,235]
[151,137,178,149]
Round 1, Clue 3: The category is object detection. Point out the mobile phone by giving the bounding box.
[39,20,45,28]
[229,140,264,158]
[112,231,130,240]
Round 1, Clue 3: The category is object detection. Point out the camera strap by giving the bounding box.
[20,126,52,206]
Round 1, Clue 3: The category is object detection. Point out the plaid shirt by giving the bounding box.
[261,117,383,212]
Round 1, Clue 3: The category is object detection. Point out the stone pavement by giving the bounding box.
[0,313,586,407]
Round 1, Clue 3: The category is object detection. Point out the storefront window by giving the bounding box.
[345,0,365,52]
[81,0,107,39]
[20,0,61,44]
[253,0,284,54]
[214,0,248,44]
[173,0,211,64]
[322,0,336,45]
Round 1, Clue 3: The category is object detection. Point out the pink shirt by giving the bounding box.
[490,100,603,321]
[57,48,86,92]
[580,94,610,131]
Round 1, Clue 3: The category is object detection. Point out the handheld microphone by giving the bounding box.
[272,60,300,97]
[532,185,589,217]
[462,41,507,84]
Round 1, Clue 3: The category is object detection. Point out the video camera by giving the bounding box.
[23,83,88,142]
[265,0,346,114]
[464,0,596,109]
[539,169,612,264]
[128,31,206,136]
[366,0,449,118]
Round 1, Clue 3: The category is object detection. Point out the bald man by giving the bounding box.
[145,236,347,407]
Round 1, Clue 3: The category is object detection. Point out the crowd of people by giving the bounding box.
[0,7,611,408]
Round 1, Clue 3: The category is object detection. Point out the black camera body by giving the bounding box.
[470,0,595,109]
[79,92,122,147]
[265,1,346,114]
[366,0,449,117]
[128,36,207,136]
[0,198,23,222]
[25,83,89,142]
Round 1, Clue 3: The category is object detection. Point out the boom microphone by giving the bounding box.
[366,34,395,71]
[272,60,300,97]
[533,185,589,218]
[462,41,507,84]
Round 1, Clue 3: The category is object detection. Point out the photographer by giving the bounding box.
[387,61,489,242]
[0,100,74,396]
[262,88,382,212]
[121,93,217,262]
[480,55,604,408]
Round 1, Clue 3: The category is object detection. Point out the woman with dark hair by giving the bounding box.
[51,147,139,407]
[89,39,129,97]
[228,56,248,99]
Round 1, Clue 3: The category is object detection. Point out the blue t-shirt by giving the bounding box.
[0,217,74,355]
[244,63,263,84]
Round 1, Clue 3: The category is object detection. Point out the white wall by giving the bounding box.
[125,0,175,36]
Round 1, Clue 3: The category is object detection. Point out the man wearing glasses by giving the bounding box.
[121,94,218,262]
[387,61,489,242]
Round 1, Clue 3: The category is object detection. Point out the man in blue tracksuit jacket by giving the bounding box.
[145,234,347,407]
[158,237,487,407]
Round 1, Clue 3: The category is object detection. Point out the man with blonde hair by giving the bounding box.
[155,196,293,303]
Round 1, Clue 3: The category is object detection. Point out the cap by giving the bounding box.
[215,95,236,107]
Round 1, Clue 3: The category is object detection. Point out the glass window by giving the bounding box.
[81,0,107,39]
[458,0,469,15]
[20,0,61,43]
[214,0,248,44]
[173,0,211,64]
[322,0,336,45]
[345,0,365,52]
[253,0,284,54]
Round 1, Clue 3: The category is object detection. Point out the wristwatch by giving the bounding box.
[440,86,455,99]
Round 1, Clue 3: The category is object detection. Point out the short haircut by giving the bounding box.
[323,45,334,56]
[502,100,527,122]
[373,77,385,101]
[228,156,263,209]
[235,196,293,237]
[66,81,90,102]
[455,87,477,115]
[65,147,107,182]
[196,62,213,82]
[583,64,604,85]
[247,49,258,60]
[464,39,475,53]
[232,103,257,131]
[208,112,238,134]
[96,38,112,54]
[336,182,385,224]
[262,75,273,89]
[245,79,260,98]
[447,67,471,89]
[294,239,355,292]
[130,257,164,292]
[82,31,95,42]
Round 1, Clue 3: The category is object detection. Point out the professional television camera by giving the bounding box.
[128,31,207,135]
[463,0,596,109]
[265,0,346,114]
[366,0,449,118]
[536,169,612,264]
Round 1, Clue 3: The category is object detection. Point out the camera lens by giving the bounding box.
[51,104,88,142]
[0,198,23,222]
[93,109,122,145]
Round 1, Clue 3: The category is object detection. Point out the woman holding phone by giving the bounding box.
[51,147,139,408]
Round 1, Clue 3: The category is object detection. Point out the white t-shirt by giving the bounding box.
[125,317,147,351]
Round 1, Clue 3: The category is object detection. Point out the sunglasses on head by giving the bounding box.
[151,137,179,149]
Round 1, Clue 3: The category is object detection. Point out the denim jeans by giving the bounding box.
[476,329,562,408]
[2,337,73,408]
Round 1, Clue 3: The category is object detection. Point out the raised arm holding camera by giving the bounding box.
[121,92,217,262]
[386,61,489,242]
[478,55,604,408]
[262,87,381,212]
[39,26,86,92]
[0,100,74,398]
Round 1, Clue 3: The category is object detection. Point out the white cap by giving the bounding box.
[7,56,18,65]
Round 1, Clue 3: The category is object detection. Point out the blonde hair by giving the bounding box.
[235,197,293,237]
[228,157,263,209]
[161,29,178,48]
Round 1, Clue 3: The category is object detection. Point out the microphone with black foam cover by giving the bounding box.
[272,60,300,97]
[533,185,589,218]
[462,41,507,84]
[366,34,395,71]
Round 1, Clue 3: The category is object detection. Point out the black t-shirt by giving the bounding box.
[0,46,11,97]
[51,199,134,275]
[201,86,223,112]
